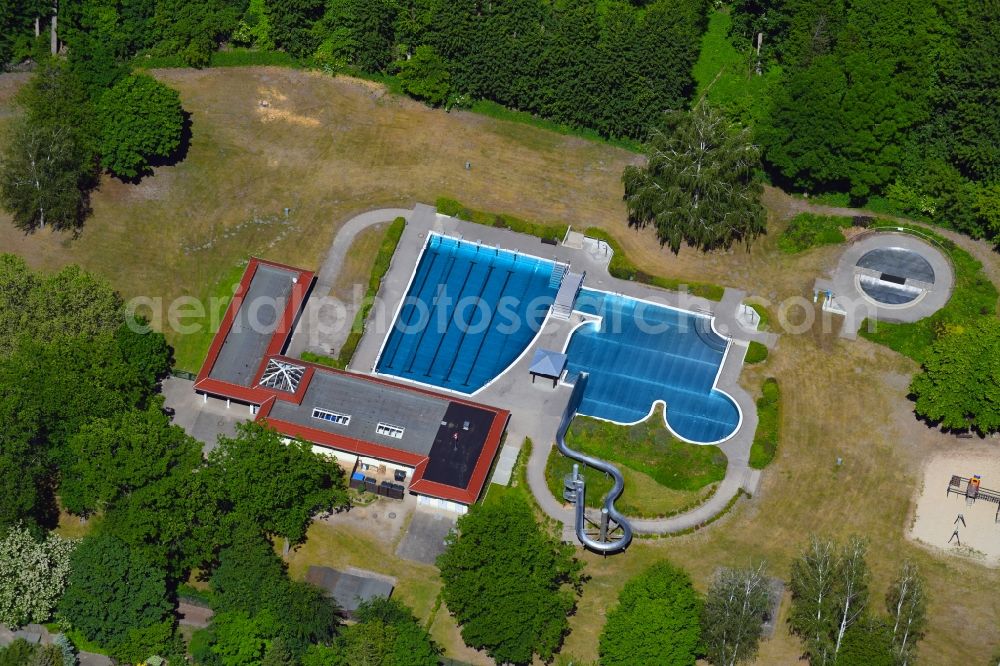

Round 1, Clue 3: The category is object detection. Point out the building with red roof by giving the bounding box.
[194,257,509,512]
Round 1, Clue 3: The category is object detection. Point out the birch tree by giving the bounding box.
[0,524,76,627]
[789,536,838,664]
[0,118,89,232]
[622,102,766,253]
[703,563,773,666]
[886,561,926,666]
[833,536,870,655]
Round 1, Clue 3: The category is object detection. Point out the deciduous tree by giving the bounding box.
[61,403,202,516]
[790,535,872,664]
[599,560,702,666]
[437,492,581,664]
[0,119,91,233]
[97,73,184,179]
[396,45,450,106]
[0,525,75,627]
[335,598,439,666]
[208,422,348,545]
[886,561,925,666]
[911,318,1000,433]
[702,563,772,665]
[623,103,765,253]
[58,534,171,651]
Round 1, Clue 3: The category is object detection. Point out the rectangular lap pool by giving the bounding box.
[376,234,558,393]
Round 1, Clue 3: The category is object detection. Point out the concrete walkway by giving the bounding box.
[286,208,412,359]
[320,204,776,537]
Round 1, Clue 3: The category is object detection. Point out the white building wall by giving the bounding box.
[417,495,468,515]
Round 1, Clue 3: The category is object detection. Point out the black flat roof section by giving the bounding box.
[209,264,299,386]
[422,402,497,489]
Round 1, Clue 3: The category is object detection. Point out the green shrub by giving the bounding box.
[584,228,726,301]
[777,213,852,254]
[749,378,780,469]
[435,197,567,242]
[744,341,768,364]
[468,100,642,152]
[300,351,345,370]
[859,224,999,362]
[135,49,302,70]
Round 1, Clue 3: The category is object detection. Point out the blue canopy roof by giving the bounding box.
[530,348,567,378]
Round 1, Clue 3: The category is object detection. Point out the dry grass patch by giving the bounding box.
[0,66,637,371]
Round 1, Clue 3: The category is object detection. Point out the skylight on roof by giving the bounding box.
[259,358,305,392]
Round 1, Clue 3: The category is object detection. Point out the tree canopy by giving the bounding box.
[97,73,184,179]
[437,492,582,665]
[0,525,75,628]
[59,534,172,655]
[61,403,203,516]
[702,564,772,665]
[910,318,1000,433]
[207,422,349,544]
[599,560,702,666]
[623,103,765,253]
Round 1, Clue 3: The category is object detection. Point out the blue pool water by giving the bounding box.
[564,289,740,443]
[376,234,558,393]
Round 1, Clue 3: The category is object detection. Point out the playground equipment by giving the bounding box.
[947,474,1000,521]
[556,373,633,554]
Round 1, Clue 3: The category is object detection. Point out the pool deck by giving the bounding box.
[334,204,777,536]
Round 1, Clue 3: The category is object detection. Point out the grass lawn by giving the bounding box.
[170,260,247,372]
[544,414,726,518]
[568,414,727,490]
[777,212,852,254]
[859,225,999,362]
[545,444,716,518]
[329,222,387,302]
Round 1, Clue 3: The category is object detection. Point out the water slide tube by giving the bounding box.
[556,373,633,553]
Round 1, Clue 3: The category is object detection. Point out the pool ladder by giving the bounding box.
[549,262,568,289]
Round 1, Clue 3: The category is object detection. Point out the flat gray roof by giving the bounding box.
[305,566,394,614]
[209,264,299,387]
[267,371,449,457]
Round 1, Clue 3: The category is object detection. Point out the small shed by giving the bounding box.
[529,349,567,387]
[306,566,395,617]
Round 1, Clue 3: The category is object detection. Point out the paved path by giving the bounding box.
[327,204,774,537]
[162,376,244,454]
[287,208,412,359]
[0,623,112,666]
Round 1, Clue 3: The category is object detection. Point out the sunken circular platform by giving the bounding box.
[832,232,953,323]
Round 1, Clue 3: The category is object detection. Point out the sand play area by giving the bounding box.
[910,450,1000,565]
